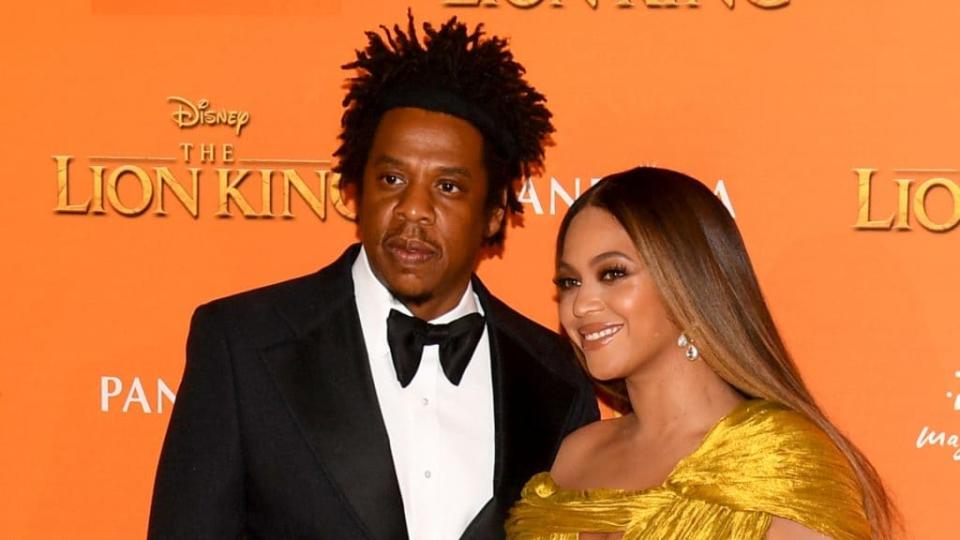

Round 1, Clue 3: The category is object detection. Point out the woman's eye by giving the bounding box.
[553,277,580,290]
[599,267,627,281]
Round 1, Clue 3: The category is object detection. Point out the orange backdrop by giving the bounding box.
[2,0,958,538]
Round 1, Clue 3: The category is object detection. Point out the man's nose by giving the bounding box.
[394,177,436,224]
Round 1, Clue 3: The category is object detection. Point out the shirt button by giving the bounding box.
[422,398,430,406]
[424,470,432,479]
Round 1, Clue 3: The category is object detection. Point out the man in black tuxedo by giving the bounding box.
[148,14,598,540]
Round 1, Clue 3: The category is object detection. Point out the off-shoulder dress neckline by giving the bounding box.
[536,398,776,498]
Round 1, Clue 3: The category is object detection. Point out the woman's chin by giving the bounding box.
[585,363,626,382]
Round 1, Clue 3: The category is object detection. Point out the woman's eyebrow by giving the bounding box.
[590,251,634,265]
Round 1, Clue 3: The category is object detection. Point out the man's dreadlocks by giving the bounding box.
[333,12,554,246]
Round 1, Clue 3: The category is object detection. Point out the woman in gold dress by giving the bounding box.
[506,167,897,540]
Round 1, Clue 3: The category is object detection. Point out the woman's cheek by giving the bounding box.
[557,296,576,339]
[606,279,640,313]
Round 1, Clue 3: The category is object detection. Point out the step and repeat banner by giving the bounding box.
[2,0,958,537]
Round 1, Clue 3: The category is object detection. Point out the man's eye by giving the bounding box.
[438,180,461,193]
[381,174,403,185]
[553,277,580,290]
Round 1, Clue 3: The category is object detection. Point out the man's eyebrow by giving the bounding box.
[370,157,472,179]
[435,166,472,179]
[371,154,406,167]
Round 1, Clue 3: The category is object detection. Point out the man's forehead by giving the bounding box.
[374,107,484,137]
[367,108,486,161]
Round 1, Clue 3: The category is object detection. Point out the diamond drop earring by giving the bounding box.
[678,332,699,361]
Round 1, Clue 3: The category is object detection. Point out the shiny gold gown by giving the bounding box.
[506,400,870,540]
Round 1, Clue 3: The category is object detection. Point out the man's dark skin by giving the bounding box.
[360,106,506,319]
[148,17,600,539]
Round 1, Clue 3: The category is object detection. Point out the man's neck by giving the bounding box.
[402,279,472,322]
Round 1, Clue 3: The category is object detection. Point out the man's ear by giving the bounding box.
[339,174,363,223]
[485,190,508,239]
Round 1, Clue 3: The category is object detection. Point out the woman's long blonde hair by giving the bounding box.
[556,166,898,539]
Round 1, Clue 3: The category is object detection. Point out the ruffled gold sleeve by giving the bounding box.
[505,400,872,540]
[667,400,871,540]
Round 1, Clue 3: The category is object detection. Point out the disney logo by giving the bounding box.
[168,96,250,136]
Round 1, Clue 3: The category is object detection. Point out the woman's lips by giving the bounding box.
[578,323,623,352]
[383,237,439,266]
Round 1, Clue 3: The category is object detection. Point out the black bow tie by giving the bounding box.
[386,309,485,388]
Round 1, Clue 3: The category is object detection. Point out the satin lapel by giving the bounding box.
[262,257,407,540]
[458,498,502,540]
[490,326,575,502]
[461,281,578,539]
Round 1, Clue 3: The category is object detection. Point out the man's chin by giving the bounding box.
[388,285,433,309]
[393,291,433,309]
[381,275,435,308]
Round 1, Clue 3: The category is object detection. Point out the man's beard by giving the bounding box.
[391,288,434,313]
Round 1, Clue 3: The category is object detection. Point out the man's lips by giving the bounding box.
[383,236,440,266]
[577,322,623,351]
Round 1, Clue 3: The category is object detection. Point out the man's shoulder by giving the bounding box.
[203,267,336,314]
[482,289,582,380]
[483,292,565,352]
[192,246,358,342]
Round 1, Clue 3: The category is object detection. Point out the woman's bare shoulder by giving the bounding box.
[765,517,832,540]
[550,416,626,486]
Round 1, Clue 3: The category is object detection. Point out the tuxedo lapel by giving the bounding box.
[461,280,578,540]
[490,325,576,500]
[259,252,577,540]
[261,246,407,540]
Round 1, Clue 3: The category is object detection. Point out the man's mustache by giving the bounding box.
[382,224,441,253]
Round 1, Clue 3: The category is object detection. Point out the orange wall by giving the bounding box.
[2,1,958,537]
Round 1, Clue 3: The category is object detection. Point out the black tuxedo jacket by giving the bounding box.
[148,244,599,539]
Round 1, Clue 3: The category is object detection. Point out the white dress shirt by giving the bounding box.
[352,248,495,540]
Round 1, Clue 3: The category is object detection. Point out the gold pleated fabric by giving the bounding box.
[506,400,871,540]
